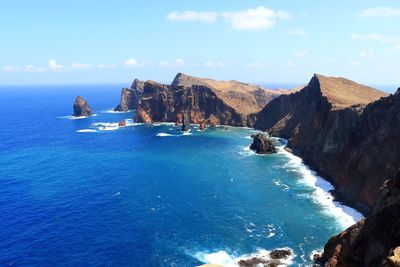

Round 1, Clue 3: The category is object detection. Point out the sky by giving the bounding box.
[1,0,399,88]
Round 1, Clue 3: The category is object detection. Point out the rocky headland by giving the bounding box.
[115,73,294,127]
[73,96,93,117]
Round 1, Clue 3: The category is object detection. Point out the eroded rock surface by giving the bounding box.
[73,96,93,117]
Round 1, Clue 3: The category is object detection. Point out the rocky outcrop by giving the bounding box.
[114,79,144,111]
[250,133,277,154]
[315,170,400,267]
[182,112,190,132]
[118,120,126,127]
[237,249,292,267]
[73,96,93,117]
[254,74,393,214]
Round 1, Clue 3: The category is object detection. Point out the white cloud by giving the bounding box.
[222,6,290,31]
[3,64,46,72]
[204,61,227,68]
[96,64,117,69]
[358,7,400,18]
[167,11,218,23]
[48,59,65,70]
[124,58,139,67]
[288,27,308,36]
[167,6,290,31]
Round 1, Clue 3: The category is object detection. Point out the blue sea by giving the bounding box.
[0,85,363,266]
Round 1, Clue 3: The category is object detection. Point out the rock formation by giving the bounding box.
[121,73,295,127]
[254,74,392,214]
[237,249,292,267]
[199,121,206,131]
[250,133,277,154]
[182,112,190,132]
[315,170,400,266]
[114,79,145,111]
[118,120,126,127]
[73,96,93,117]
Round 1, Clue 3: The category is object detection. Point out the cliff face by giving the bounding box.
[316,170,400,267]
[114,79,144,111]
[254,74,393,213]
[134,81,245,126]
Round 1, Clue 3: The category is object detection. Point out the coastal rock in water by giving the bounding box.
[73,96,93,117]
[253,74,392,213]
[250,133,277,154]
[199,121,206,131]
[182,112,190,132]
[315,171,400,267]
[237,249,291,267]
[118,120,126,127]
[114,79,144,111]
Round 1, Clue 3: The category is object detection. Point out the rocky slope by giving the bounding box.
[73,96,93,117]
[315,170,400,267]
[254,74,393,214]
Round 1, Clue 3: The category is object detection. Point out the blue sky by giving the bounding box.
[1,0,399,88]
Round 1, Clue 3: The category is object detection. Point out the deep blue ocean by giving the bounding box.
[0,85,363,266]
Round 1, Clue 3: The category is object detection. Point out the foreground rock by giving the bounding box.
[250,133,277,154]
[238,249,292,267]
[254,74,391,213]
[73,96,93,117]
[315,170,400,266]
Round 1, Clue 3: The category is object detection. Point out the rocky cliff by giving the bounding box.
[115,73,292,119]
[316,170,400,267]
[114,79,145,111]
[133,80,246,126]
[254,74,393,214]
[73,96,93,117]
[125,73,294,127]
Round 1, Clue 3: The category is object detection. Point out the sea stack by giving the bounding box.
[250,133,277,154]
[182,112,190,132]
[73,96,93,117]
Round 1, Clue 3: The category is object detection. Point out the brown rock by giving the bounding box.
[118,120,126,127]
[199,121,206,131]
[73,96,93,117]
[114,79,144,111]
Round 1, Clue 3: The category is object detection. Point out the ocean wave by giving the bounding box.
[275,139,363,228]
[238,146,255,157]
[58,114,97,120]
[191,247,294,267]
[102,108,133,113]
[156,130,192,137]
[76,129,97,133]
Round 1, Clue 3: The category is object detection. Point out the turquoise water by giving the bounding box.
[0,85,362,266]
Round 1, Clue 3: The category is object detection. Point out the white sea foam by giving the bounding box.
[58,114,97,120]
[192,247,294,267]
[238,146,255,157]
[76,129,97,133]
[102,108,133,113]
[275,138,363,228]
[157,133,174,137]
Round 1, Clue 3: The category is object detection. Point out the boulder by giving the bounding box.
[73,96,93,117]
[250,133,277,154]
[118,120,126,127]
